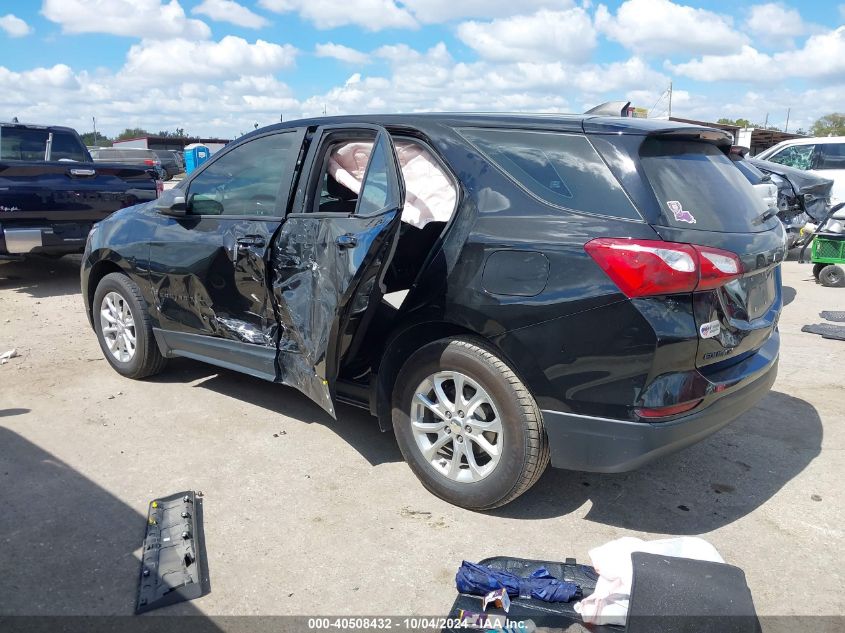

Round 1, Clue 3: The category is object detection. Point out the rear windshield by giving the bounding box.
[459,128,641,220]
[1,127,49,160]
[640,138,771,232]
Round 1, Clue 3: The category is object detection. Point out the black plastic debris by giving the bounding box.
[801,323,845,341]
[820,311,845,323]
[626,552,760,633]
[136,491,204,614]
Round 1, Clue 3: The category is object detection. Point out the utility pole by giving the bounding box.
[92,116,97,142]
[784,108,791,133]
[323,103,327,116]
[667,81,672,119]
[763,113,768,129]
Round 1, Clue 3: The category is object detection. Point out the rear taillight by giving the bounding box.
[143,159,155,166]
[584,238,743,298]
[696,247,743,290]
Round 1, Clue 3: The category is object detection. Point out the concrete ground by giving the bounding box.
[0,255,843,624]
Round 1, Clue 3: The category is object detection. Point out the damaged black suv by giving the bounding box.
[82,114,784,509]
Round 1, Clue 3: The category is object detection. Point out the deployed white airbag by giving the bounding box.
[328,140,456,229]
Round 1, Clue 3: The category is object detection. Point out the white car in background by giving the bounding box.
[756,136,845,217]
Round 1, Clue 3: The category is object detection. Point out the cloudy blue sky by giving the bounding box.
[1,0,843,137]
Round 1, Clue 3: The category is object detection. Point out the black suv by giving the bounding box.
[152,149,184,180]
[81,115,784,509]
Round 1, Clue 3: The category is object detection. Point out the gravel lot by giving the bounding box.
[0,254,843,622]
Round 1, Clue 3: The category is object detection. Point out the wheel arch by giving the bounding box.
[374,319,512,432]
[85,259,125,325]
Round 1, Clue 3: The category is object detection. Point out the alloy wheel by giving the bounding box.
[410,371,503,483]
[100,291,137,363]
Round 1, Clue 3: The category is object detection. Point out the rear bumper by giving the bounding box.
[1,223,93,256]
[542,350,778,472]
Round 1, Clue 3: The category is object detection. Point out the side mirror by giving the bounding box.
[157,193,187,217]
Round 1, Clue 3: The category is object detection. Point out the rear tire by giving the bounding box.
[819,264,845,288]
[93,272,167,379]
[812,263,828,280]
[392,337,549,510]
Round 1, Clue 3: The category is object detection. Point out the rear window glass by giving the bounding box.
[1,127,49,160]
[459,128,641,220]
[640,138,771,232]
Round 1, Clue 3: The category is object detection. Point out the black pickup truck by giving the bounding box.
[0,122,160,258]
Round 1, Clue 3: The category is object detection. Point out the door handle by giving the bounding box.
[336,234,357,249]
[69,168,96,177]
[236,235,266,249]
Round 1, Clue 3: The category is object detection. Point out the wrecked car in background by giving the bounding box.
[750,157,834,248]
[81,114,784,510]
[730,146,834,249]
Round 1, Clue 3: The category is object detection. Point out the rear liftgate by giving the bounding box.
[136,491,205,614]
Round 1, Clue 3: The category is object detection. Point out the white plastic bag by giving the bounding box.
[574,536,724,626]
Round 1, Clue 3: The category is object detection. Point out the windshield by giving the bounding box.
[640,138,774,232]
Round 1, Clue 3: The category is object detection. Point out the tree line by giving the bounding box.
[717,113,845,137]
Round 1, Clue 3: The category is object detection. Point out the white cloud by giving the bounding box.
[315,43,370,65]
[670,45,774,82]
[672,27,845,82]
[744,3,813,39]
[42,0,211,39]
[122,36,297,82]
[258,0,416,30]
[400,0,569,23]
[457,8,596,63]
[596,0,746,56]
[192,0,269,29]
[0,13,32,37]
[774,26,845,78]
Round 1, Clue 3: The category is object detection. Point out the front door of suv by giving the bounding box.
[271,125,405,416]
[148,128,306,380]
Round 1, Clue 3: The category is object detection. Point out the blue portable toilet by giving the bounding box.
[184,143,210,174]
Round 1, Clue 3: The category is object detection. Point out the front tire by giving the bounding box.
[392,337,549,510]
[93,272,167,379]
[813,263,828,280]
[819,264,845,288]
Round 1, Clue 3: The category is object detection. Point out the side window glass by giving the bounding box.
[313,139,374,214]
[187,132,295,216]
[357,135,391,216]
[816,144,845,170]
[460,128,640,220]
[768,145,815,170]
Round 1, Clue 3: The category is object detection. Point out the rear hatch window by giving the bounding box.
[640,138,771,232]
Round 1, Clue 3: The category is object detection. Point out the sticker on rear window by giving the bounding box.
[667,200,697,224]
[699,320,721,339]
